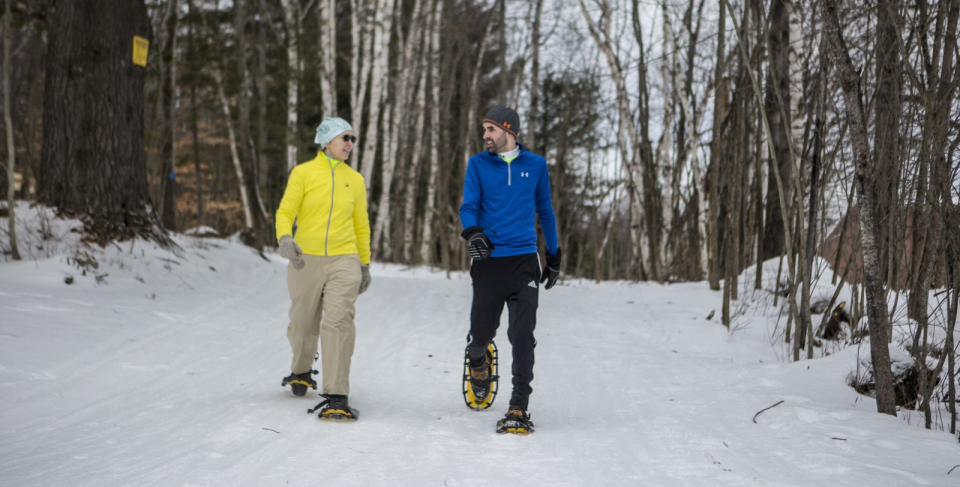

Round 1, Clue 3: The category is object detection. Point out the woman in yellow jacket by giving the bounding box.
[277,117,371,421]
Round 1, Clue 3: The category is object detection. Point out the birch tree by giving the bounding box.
[318,0,337,118]
[419,0,443,264]
[359,0,394,188]
[280,0,301,171]
[373,0,423,257]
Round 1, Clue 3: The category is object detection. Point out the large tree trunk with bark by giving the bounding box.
[760,0,792,260]
[39,0,166,244]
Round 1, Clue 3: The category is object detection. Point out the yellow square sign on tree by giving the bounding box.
[133,36,149,67]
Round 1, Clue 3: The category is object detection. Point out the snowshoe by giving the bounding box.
[281,371,317,397]
[462,339,499,410]
[496,407,534,435]
[308,394,358,421]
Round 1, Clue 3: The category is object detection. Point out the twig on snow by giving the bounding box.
[831,437,847,441]
[262,428,280,434]
[179,276,195,290]
[752,400,785,424]
[948,465,960,475]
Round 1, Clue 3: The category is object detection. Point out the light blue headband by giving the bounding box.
[315,117,354,148]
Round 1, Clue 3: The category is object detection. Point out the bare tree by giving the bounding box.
[3,0,19,259]
[822,0,897,416]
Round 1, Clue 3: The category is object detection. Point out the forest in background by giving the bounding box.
[0,0,958,427]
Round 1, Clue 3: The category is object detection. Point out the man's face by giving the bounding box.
[482,123,512,153]
[324,131,356,161]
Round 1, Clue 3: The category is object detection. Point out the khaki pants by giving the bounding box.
[286,254,361,395]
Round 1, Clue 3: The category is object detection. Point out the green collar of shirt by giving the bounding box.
[320,151,344,169]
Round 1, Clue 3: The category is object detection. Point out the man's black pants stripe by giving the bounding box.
[468,253,540,411]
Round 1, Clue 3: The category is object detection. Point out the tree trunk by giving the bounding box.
[159,0,179,231]
[581,0,646,280]
[462,6,495,174]
[187,0,203,227]
[822,0,897,416]
[358,0,394,188]
[3,0,19,259]
[319,0,337,118]
[419,0,442,265]
[373,0,422,258]
[234,0,270,246]
[760,0,792,261]
[633,0,661,283]
[708,1,727,291]
[39,0,165,244]
[213,69,254,231]
[401,10,429,263]
[526,0,543,153]
[280,0,301,172]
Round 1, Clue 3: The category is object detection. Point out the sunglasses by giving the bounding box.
[340,134,357,143]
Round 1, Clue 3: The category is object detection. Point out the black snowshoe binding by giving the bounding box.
[463,338,499,410]
[308,394,358,421]
[281,370,317,397]
[496,407,534,435]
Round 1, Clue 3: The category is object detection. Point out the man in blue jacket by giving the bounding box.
[460,105,560,434]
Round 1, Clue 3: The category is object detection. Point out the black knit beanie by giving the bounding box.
[483,105,520,138]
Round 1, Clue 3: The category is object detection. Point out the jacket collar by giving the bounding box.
[316,151,344,169]
[481,143,527,163]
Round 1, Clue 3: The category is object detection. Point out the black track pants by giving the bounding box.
[468,253,540,410]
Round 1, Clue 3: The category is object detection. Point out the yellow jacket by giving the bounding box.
[276,152,371,264]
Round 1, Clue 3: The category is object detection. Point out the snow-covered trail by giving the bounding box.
[1,235,958,486]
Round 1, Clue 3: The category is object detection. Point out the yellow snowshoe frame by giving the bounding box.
[463,341,498,410]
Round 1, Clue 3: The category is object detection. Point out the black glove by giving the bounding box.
[461,226,494,260]
[540,248,561,290]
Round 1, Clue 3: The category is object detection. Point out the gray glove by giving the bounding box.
[359,265,372,294]
[278,235,305,270]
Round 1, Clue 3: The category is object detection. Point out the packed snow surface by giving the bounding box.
[1,206,958,486]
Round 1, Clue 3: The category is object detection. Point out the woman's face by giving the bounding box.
[324,130,356,161]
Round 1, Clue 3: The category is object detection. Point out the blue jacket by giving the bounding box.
[460,144,559,258]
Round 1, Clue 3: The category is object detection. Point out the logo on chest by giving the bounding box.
[520,172,530,178]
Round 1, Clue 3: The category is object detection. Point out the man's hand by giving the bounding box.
[461,227,494,261]
[359,265,372,294]
[278,235,305,270]
[540,248,561,290]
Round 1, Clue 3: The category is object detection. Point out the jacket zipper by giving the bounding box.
[324,163,336,255]
[507,160,512,186]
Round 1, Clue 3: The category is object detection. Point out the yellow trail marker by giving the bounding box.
[133,36,149,67]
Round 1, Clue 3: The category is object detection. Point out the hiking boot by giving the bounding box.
[310,394,359,421]
[497,406,534,434]
[469,353,491,381]
[281,371,317,396]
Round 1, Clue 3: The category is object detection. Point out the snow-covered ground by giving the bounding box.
[2,203,959,486]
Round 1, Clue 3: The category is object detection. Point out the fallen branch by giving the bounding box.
[949,465,960,475]
[752,400,785,424]
[262,428,280,434]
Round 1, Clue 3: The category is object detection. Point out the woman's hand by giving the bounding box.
[359,265,372,294]
[278,235,305,270]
